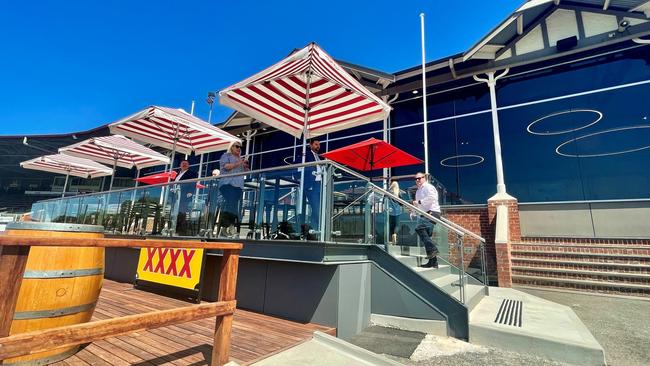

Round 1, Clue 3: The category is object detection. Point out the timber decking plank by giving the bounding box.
[46,280,335,365]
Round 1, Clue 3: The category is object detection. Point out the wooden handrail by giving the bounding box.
[0,235,243,250]
[0,301,236,360]
[0,235,241,366]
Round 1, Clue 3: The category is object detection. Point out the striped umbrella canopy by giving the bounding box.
[20,154,113,197]
[219,42,392,223]
[219,42,392,140]
[59,135,171,190]
[109,105,240,159]
[59,135,169,169]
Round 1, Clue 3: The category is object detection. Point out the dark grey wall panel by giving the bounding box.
[371,265,445,321]
[104,247,139,283]
[235,259,268,312]
[337,263,372,340]
[263,262,339,327]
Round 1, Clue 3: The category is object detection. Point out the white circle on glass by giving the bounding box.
[555,125,650,158]
[440,155,485,167]
[527,109,603,135]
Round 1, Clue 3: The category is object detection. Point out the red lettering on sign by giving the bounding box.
[143,248,156,272]
[179,250,195,278]
[154,248,169,273]
[165,249,181,276]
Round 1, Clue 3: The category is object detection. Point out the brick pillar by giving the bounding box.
[487,194,520,287]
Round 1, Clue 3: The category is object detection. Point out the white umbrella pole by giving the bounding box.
[297,72,312,228]
[167,138,178,182]
[135,168,141,188]
[62,173,70,198]
[108,158,118,191]
[197,153,204,178]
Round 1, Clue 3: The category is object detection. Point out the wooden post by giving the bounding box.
[212,249,239,366]
[0,246,30,366]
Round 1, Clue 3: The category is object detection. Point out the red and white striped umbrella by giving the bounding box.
[59,135,170,170]
[20,154,114,197]
[20,154,113,178]
[219,42,392,139]
[108,106,240,156]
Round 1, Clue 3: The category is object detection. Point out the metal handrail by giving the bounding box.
[34,160,486,243]
[36,160,333,203]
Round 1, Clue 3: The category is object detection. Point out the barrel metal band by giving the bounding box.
[13,302,96,320]
[23,268,104,279]
[3,345,80,366]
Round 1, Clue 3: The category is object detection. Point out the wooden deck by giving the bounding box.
[50,280,335,366]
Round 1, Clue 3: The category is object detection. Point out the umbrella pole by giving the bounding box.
[62,173,70,198]
[109,158,118,191]
[297,72,312,235]
[370,146,375,244]
[135,168,141,188]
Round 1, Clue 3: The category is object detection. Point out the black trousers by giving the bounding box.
[219,184,242,228]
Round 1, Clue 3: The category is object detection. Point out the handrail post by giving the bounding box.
[213,249,240,366]
[0,246,31,343]
[457,234,465,304]
[480,242,490,294]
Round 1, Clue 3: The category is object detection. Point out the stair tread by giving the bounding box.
[511,257,650,268]
[512,274,650,289]
[511,265,650,278]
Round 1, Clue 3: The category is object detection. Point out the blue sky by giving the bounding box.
[0,1,521,135]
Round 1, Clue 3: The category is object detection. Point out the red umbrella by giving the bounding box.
[136,171,206,189]
[135,171,177,185]
[322,138,423,171]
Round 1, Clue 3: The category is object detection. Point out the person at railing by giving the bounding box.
[174,160,198,236]
[219,142,249,238]
[412,172,441,268]
[302,137,322,239]
[388,178,402,244]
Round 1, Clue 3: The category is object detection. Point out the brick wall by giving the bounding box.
[443,206,496,283]
[443,198,521,288]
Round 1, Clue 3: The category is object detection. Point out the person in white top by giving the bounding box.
[413,172,441,268]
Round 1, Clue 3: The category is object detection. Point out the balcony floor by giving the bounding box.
[50,280,335,366]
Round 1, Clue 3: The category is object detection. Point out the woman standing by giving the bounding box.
[388,178,402,244]
[218,142,249,237]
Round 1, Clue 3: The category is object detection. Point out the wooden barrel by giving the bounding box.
[4,222,105,366]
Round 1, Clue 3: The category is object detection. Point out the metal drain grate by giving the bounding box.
[494,299,523,327]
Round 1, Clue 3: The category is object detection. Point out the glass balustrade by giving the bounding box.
[27,160,487,304]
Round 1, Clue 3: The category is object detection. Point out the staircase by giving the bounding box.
[385,245,487,310]
[511,238,650,297]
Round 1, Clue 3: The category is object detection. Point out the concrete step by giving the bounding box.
[253,331,403,366]
[411,264,452,281]
[431,273,471,293]
[511,257,650,274]
[469,287,605,366]
[512,274,650,296]
[450,283,486,311]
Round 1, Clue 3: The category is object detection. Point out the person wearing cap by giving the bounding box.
[412,172,441,268]
[218,142,249,237]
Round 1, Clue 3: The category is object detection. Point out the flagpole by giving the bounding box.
[420,13,430,177]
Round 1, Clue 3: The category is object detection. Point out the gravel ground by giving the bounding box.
[518,287,650,366]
